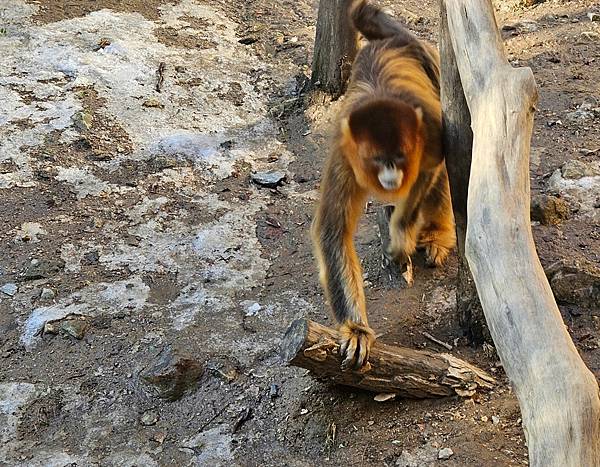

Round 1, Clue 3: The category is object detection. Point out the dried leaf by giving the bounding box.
[374,393,396,402]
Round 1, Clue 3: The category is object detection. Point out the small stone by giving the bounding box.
[561,159,600,179]
[60,318,89,339]
[14,222,47,243]
[530,194,569,225]
[0,283,17,297]
[374,393,396,402]
[72,111,93,131]
[141,347,204,401]
[96,37,112,50]
[492,415,500,425]
[245,302,261,316]
[23,258,65,280]
[40,288,55,300]
[438,448,454,460]
[82,250,100,265]
[517,20,539,32]
[219,140,235,150]
[581,31,600,41]
[142,97,164,108]
[481,415,488,422]
[588,12,600,22]
[300,408,308,415]
[238,37,258,45]
[150,431,167,444]
[206,356,240,383]
[43,322,58,335]
[502,20,538,34]
[269,383,279,398]
[140,410,159,426]
[251,171,287,188]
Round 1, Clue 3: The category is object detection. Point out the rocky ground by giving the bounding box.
[0,0,598,465]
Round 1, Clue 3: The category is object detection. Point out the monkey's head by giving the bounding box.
[341,99,424,197]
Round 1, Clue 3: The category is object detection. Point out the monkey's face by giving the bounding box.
[341,99,423,198]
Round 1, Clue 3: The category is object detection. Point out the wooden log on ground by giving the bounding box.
[280,318,495,398]
[311,0,357,98]
[442,1,600,465]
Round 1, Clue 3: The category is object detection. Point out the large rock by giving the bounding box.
[561,159,600,179]
[530,194,569,225]
[141,347,204,401]
[545,259,600,310]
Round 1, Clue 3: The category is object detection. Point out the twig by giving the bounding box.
[156,62,166,93]
[232,407,252,433]
[422,331,453,351]
[197,401,232,433]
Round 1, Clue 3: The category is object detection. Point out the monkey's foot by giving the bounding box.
[424,242,451,267]
[338,321,376,371]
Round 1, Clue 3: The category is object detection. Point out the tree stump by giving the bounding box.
[281,318,495,398]
[311,0,357,98]
[439,2,490,344]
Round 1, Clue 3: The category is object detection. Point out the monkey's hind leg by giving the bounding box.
[418,170,456,267]
[388,201,423,266]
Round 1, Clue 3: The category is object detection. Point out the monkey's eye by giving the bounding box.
[372,155,388,167]
[394,152,406,165]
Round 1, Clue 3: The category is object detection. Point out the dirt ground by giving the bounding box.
[0,0,599,465]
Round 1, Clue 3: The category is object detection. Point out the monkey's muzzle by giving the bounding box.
[378,167,403,190]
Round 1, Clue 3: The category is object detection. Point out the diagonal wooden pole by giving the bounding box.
[441,1,600,465]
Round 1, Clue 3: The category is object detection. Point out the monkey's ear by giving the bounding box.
[341,117,355,142]
[340,117,359,155]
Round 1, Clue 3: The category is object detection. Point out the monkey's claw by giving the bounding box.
[338,321,376,371]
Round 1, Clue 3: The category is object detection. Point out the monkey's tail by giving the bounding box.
[350,0,415,43]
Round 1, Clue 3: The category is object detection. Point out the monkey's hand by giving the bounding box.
[338,321,376,371]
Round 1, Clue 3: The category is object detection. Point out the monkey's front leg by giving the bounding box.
[312,176,374,370]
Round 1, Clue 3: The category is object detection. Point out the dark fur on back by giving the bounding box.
[350,0,440,92]
[350,0,414,43]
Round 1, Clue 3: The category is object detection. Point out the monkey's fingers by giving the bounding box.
[340,334,359,371]
[339,321,376,371]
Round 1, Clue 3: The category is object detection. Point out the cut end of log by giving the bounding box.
[280,318,310,364]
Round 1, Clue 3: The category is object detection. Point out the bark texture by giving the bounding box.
[439,1,489,344]
[311,0,357,97]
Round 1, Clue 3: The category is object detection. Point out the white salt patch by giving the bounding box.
[184,426,234,465]
[0,382,37,445]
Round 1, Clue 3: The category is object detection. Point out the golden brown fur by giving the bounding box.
[312,0,456,370]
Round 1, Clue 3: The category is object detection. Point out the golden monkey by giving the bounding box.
[312,0,456,370]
